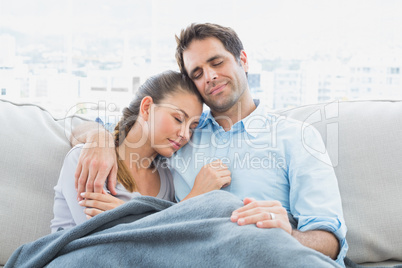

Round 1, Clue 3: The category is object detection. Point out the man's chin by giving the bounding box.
[207,99,236,114]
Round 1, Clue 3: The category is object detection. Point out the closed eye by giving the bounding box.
[175,117,183,123]
[213,61,223,66]
[193,71,202,80]
[189,122,199,132]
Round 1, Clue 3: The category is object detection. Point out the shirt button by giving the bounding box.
[223,139,228,143]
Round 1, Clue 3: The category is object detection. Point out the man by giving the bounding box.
[72,23,347,266]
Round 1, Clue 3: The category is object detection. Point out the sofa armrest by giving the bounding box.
[0,100,89,266]
[280,100,402,264]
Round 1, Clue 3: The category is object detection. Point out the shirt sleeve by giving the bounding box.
[95,117,116,133]
[51,145,87,232]
[286,122,348,267]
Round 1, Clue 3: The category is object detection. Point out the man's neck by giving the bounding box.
[212,92,256,131]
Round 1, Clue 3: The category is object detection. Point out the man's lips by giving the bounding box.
[208,83,227,95]
[168,139,181,150]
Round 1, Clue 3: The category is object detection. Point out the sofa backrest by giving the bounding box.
[1,99,401,265]
[0,99,89,266]
[280,100,402,263]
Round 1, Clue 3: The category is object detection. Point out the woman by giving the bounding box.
[51,70,209,233]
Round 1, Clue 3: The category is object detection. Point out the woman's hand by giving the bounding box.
[230,197,292,235]
[79,190,125,219]
[182,159,231,201]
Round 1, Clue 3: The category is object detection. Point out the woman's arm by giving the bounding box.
[181,160,231,201]
[51,146,90,232]
[70,122,118,198]
[78,190,125,218]
[77,159,231,217]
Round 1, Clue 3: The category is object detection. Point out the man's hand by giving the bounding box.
[230,197,292,235]
[231,198,340,259]
[74,128,118,200]
[79,190,125,219]
[182,160,231,201]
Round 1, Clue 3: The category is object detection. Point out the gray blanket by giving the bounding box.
[6,191,340,268]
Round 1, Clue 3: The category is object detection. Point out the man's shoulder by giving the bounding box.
[95,117,116,133]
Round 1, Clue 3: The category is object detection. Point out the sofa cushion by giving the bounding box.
[0,100,88,266]
[280,100,402,264]
[1,99,401,266]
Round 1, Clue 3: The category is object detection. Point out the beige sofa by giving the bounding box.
[1,99,401,267]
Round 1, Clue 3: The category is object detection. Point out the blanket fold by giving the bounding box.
[6,191,340,268]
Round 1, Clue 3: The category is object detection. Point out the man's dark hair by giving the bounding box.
[175,23,244,76]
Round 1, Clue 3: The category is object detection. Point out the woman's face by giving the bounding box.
[148,91,202,157]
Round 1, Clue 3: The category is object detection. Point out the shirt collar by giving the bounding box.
[197,109,215,129]
[242,99,269,137]
[196,99,269,136]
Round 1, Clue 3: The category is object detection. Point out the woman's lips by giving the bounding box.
[168,139,181,150]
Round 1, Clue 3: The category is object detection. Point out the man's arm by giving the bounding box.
[70,121,101,147]
[230,198,340,260]
[70,122,118,198]
[292,229,339,260]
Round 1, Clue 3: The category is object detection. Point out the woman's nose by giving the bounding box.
[178,126,190,141]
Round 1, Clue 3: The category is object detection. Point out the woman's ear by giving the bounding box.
[140,96,154,121]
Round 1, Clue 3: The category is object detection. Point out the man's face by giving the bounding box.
[183,37,249,113]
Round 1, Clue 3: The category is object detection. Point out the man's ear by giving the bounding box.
[239,50,249,73]
[140,96,154,121]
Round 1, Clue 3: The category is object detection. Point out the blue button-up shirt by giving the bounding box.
[169,99,348,266]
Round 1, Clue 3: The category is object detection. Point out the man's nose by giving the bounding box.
[205,67,217,84]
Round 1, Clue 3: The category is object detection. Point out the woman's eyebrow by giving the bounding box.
[175,108,189,118]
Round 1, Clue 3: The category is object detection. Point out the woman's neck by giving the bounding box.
[117,122,157,172]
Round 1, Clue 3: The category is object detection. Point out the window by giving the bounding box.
[111,77,129,92]
[35,79,48,97]
[1,88,6,95]
[248,74,260,89]
[1,0,402,116]
[388,67,400,74]
[91,87,107,92]
[362,77,372,84]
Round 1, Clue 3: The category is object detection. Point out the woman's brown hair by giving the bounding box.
[113,70,201,192]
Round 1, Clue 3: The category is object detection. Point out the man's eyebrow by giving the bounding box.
[206,55,222,63]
